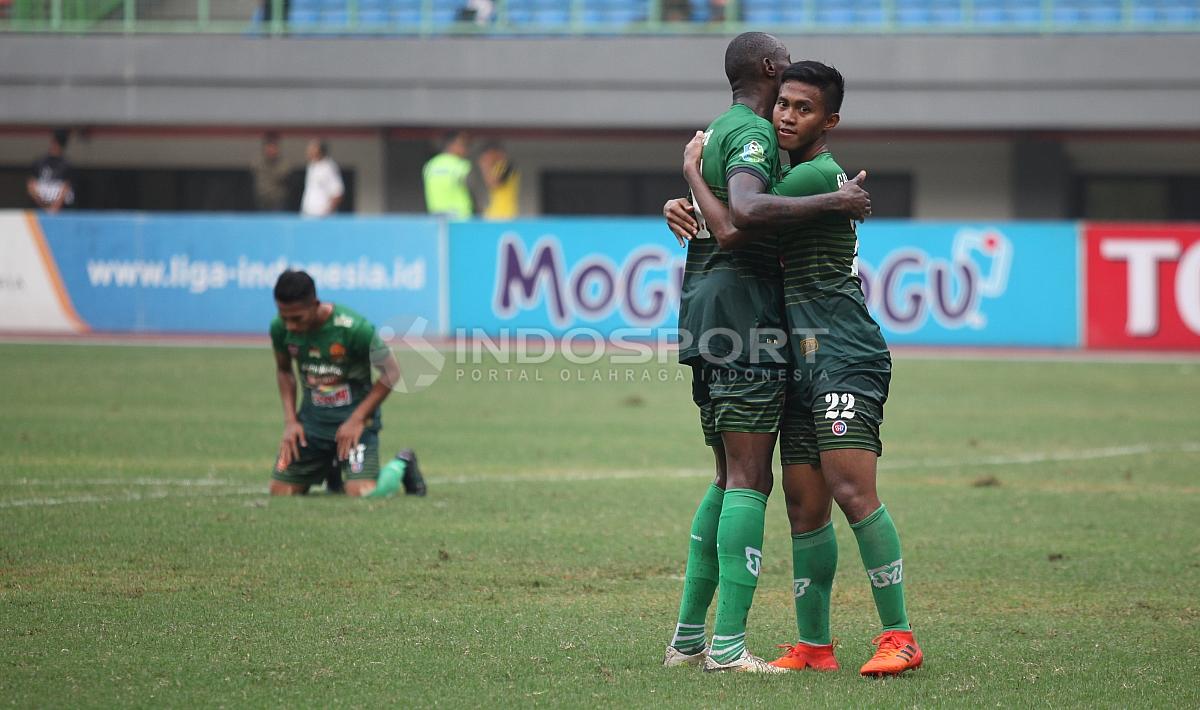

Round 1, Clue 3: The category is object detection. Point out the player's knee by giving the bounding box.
[830,485,879,523]
[345,480,376,497]
[786,503,830,535]
[269,481,307,496]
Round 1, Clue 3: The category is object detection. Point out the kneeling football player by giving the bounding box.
[269,269,426,498]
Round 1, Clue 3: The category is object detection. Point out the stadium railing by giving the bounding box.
[2,0,1198,34]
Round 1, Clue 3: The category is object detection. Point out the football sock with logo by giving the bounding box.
[710,488,768,664]
[850,504,910,631]
[671,484,725,654]
[791,521,838,646]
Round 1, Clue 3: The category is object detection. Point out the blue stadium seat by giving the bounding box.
[322,9,349,24]
[1162,3,1199,22]
[358,7,390,25]
[745,7,784,22]
[289,7,320,24]
[532,7,570,25]
[779,5,808,22]
[811,5,859,23]
[896,6,932,24]
[1081,4,1121,23]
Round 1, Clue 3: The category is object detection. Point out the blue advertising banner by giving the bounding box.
[38,213,444,334]
[855,221,1079,347]
[449,219,686,335]
[448,219,1079,347]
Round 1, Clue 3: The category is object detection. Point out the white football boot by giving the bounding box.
[702,649,786,673]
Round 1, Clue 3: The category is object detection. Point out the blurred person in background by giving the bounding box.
[300,139,344,217]
[252,132,292,212]
[478,142,520,220]
[27,128,74,214]
[423,130,474,220]
[455,0,494,24]
[662,0,691,21]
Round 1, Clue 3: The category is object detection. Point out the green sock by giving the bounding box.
[671,484,724,654]
[366,459,405,499]
[850,504,910,631]
[791,521,838,646]
[710,488,768,664]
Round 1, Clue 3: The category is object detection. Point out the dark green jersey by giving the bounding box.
[775,152,889,369]
[270,303,383,438]
[678,103,785,367]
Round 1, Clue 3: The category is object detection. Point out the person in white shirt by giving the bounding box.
[300,139,344,217]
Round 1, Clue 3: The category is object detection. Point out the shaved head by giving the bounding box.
[724,32,789,87]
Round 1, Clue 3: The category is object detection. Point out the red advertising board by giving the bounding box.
[1085,224,1200,350]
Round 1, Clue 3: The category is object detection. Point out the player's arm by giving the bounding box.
[274,348,306,468]
[333,330,401,460]
[681,132,762,250]
[728,170,870,231]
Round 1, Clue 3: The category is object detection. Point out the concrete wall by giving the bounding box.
[3,34,1200,130]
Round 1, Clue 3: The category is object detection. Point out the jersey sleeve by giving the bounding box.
[773,162,834,198]
[723,121,776,188]
[347,317,377,360]
[269,318,287,353]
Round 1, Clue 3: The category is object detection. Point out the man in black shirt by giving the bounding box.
[27,129,74,213]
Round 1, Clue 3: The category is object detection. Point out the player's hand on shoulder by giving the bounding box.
[838,170,871,222]
[683,130,705,173]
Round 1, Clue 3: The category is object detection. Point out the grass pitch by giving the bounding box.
[2,343,1198,708]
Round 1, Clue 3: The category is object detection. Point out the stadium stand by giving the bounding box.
[5,0,1200,31]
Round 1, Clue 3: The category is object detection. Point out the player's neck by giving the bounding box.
[731,88,775,121]
[308,302,334,331]
[789,140,829,165]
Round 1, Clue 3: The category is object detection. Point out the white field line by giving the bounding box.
[0,486,264,509]
[2,443,1197,508]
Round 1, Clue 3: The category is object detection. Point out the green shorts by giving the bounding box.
[272,427,380,486]
[691,363,787,447]
[780,361,890,466]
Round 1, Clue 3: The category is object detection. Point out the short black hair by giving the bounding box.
[263,131,281,145]
[52,129,70,149]
[273,269,317,304]
[443,130,467,149]
[724,32,783,86]
[781,61,845,114]
[314,140,329,158]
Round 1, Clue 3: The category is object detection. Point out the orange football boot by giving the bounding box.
[859,630,923,676]
[768,642,840,671]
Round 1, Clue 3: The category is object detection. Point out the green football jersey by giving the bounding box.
[269,303,383,439]
[774,152,889,369]
[678,103,785,367]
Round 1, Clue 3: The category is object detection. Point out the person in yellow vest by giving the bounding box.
[479,142,520,220]
[422,131,474,220]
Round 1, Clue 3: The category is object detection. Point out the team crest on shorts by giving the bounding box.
[831,420,848,437]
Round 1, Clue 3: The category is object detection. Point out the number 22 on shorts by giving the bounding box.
[824,393,856,420]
